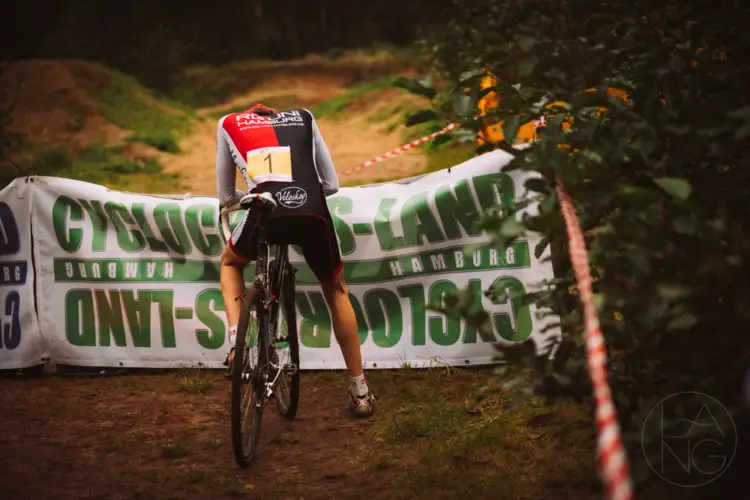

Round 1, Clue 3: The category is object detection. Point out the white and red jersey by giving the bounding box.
[216,107,339,208]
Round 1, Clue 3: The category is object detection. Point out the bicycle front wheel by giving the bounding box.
[231,286,263,469]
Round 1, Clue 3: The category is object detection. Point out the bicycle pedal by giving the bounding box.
[282,363,298,375]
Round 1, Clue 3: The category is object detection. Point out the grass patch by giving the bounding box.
[311,76,397,118]
[361,367,599,499]
[401,119,477,174]
[179,470,207,485]
[160,443,189,458]
[68,63,195,152]
[424,144,475,174]
[269,433,301,445]
[15,143,181,193]
[101,435,123,454]
[125,130,181,153]
[366,104,405,124]
[174,369,214,394]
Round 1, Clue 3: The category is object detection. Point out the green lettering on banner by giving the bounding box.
[296,291,332,348]
[490,276,532,341]
[77,199,109,252]
[397,284,426,346]
[95,290,127,347]
[195,289,226,349]
[122,290,152,347]
[349,293,369,345]
[428,280,461,346]
[185,204,222,257]
[104,202,145,253]
[150,290,176,347]
[327,197,355,255]
[52,244,531,285]
[132,203,169,253]
[364,289,402,348]
[228,211,244,232]
[292,241,531,285]
[153,203,190,255]
[374,199,406,251]
[401,191,446,247]
[463,279,495,343]
[53,196,84,253]
[472,173,516,211]
[435,180,482,239]
[54,259,211,282]
[66,289,96,346]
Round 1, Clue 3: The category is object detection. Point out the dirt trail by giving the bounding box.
[161,82,427,195]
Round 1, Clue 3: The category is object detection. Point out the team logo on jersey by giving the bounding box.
[276,187,308,209]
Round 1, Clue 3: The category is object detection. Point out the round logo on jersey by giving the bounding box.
[276,187,308,209]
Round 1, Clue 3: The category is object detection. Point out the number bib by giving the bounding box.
[244,146,293,184]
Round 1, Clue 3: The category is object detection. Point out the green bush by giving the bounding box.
[403,0,750,491]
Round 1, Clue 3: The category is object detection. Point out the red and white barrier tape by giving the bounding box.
[340,115,549,178]
[339,122,459,177]
[337,115,634,499]
[556,183,634,500]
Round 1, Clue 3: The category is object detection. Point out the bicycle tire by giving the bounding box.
[230,286,264,469]
[275,261,300,419]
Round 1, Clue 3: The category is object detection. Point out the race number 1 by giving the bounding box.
[246,146,292,179]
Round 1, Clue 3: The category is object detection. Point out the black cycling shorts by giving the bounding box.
[228,204,343,282]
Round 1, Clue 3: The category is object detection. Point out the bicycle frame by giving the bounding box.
[221,202,292,400]
[226,195,302,468]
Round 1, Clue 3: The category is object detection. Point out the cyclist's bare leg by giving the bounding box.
[221,246,249,361]
[221,246,249,325]
[320,272,363,377]
[320,272,375,417]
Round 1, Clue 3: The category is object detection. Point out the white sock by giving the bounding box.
[228,324,238,348]
[350,374,369,397]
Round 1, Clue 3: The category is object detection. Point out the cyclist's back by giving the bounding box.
[216,104,342,281]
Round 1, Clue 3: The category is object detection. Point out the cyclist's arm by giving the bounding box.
[309,113,340,197]
[216,116,245,208]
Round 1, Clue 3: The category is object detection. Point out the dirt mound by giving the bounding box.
[175,49,423,109]
[1,60,126,154]
[2,59,197,160]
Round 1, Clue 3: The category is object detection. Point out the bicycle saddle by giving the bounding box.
[239,191,278,211]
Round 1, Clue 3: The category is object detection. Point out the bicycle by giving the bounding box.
[220,191,301,469]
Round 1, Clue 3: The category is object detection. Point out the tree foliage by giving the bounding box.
[0,65,26,184]
[404,0,750,491]
[2,0,441,94]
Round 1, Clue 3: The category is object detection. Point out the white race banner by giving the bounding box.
[24,149,559,370]
[0,178,47,369]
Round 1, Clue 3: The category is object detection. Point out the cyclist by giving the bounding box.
[216,103,375,418]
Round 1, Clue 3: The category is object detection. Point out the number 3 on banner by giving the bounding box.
[246,146,292,179]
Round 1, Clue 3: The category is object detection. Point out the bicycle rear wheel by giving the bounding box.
[274,262,300,419]
[230,286,264,469]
